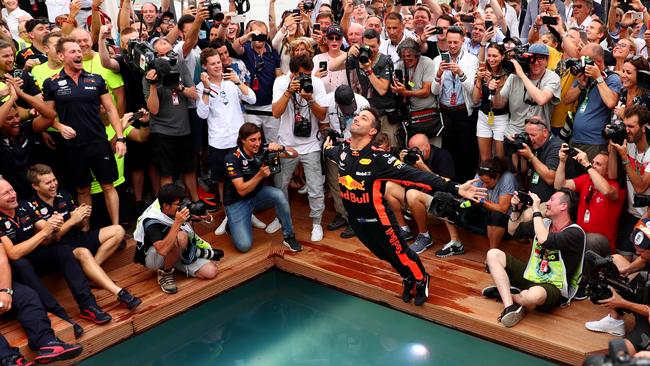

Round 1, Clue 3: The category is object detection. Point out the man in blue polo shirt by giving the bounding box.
[232,20,283,142]
[41,37,126,230]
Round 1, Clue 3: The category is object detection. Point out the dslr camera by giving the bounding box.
[358,45,373,64]
[178,198,208,220]
[128,40,180,88]
[259,144,284,175]
[293,113,312,138]
[514,190,533,210]
[601,122,627,145]
[303,0,315,11]
[565,56,595,76]
[504,132,532,155]
[634,194,650,208]
[583,339,650,366]
[403,147,424,165]
[427,191,472,225]
[503,45,531,75]
[297,74,313,93]
[584,250,639,305]
[206,0,224,21]
[322,127,344,146]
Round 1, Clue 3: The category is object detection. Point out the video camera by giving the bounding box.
[127,40,180,88]
[403,147,423,165]
[583,339,650,366]
[584,250,638,307]
[178,198,208,220]
[503,45,531,75]
[565,56,595,76]
[504,132,532,155]
[601,122,627,145]
[358,45,373,64]
[259,144,284,175]
[634,194,650,208]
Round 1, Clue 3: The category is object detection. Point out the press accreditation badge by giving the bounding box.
[487,111,494,126]
[531,172,540,184]
[171,91,179,106]
[583,209,590,223]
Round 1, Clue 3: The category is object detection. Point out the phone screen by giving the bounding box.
[394,69,403,83]
[319,61,327,71]
[441,52,451,63]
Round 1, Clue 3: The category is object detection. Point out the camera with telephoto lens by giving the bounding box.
[358,45,373,64]
[634,194,650,208]
[601,122,627,145]
[258,144,284,175]
[504,132,532,155]
[427,192,472,225]
[583,339,650,366]
[403,147,424,165]
[127,40,180,88]
[503,45,531,75]
[297,74,313,93]
[303,0,315,11]
[178,197,207,220]
[565,56,595,76]
[584,250,639,306]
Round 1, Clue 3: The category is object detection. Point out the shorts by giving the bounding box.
[505,253,562,312]
[476,110,508,141]
[144,246,210,277]
[63,141,118,187]
[487,210,509,228]
[125,139,150,172]
[617,210,640,256]
[59,229,101,255]
[149,133,195,177]
[208,146,233,182]
[188,108,207,153]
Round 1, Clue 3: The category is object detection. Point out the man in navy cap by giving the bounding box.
[585,217,650,355]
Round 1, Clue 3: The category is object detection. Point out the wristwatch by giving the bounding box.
[116,137,127,143]
[596,76,604,84]
[0,288,13,296]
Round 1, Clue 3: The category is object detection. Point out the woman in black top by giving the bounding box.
[472,42,510,161]
[613,56,650,122]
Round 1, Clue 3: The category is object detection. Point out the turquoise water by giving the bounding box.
[81,270,557,366]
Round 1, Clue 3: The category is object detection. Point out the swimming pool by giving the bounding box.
[81,270,557,365]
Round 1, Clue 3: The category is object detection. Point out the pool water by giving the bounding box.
[81,270,557,366]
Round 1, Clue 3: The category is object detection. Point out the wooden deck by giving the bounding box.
[1,195,616,365]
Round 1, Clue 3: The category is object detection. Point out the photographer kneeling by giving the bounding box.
[224,123,301,253]
[584,219,650,349]
[484,189,585,327]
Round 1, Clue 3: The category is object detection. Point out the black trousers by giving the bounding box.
[22,244,96,311]
[0,281,56,358]
[441,109,479,182]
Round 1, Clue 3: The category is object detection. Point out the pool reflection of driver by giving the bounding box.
[324,107,487,306]
[223,123,302,253]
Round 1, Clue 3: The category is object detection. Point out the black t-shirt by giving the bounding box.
[142,218,171,254]
[0,119,37,199]
[42,69,109,147]
[514,220,585,289]
[223,147,263,206]
[26,190,76,222]
[346,53,397,112]
[116,55,146,113]
[528,135,561,202]
[15,46,48,70]
[13,69,42,110]
[425,145,456,180]
[0,201,37,244]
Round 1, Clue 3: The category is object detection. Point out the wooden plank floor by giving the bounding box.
[1,192,616,365]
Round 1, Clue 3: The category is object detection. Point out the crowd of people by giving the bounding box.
[4,0,650,362]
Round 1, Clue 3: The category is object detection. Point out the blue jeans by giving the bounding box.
[225,185,294,252]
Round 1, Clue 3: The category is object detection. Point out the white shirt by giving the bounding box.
[504,4,520,39]
[273,74,328,154]
[324,93,369,139]
[196,80,256,149]
[2,8,31,41]
[46,0,69,22]
[379,31,416,63]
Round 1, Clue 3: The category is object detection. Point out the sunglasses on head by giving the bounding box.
[525,118,545,126]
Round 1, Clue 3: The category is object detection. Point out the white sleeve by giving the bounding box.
[195,83,210,119]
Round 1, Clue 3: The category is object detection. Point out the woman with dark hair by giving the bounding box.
[613,56,650,122]
[474,157,517,249]
[472,42,509,161]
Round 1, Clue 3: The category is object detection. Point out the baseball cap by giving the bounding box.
[325,24,344,38]
[528,43,549,56]
[633,218,650,250]
[334,85,357,115]
[25,18,48,33]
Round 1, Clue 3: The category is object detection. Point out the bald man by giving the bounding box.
[384,134,456,254]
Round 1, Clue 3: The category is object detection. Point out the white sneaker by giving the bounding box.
[214,217,228,235]
[585,315,625,336]
[265,218,282,234]
[251,214,267,229]
[311,224,323,242]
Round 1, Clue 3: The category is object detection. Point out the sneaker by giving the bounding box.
[251,214,266,229]
[34,339,82,364]
[585,315,625,336]
[283,236,303,252]
[400,227,415,241]
[573,285,588,301]
[265,218,282,234]
[79,305,111,324]
[157,268,178,294]
[401,278,415,303]
[435,240,465,258]
[1,355,33,366]
[499,304,526,327]
[214,217,228,235]
[414,274,430,306]
[481,286,521,300]
[311,224,324,242]
[326,214,347,231]
[298,185,308,194]
[117,288,142,310]
[409,234,433,254]
[340,225,356,239]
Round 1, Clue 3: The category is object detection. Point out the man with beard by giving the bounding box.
[15,18,49,71]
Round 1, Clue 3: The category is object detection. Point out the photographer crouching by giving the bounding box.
[583,219,650,354]
[223,123,301,253]
[484,188,585,327]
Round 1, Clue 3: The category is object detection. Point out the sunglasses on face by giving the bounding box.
[327,36,342,41]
